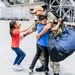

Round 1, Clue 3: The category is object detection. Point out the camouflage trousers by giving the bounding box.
[39,53,60,74]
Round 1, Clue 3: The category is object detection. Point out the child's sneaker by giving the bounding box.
[12,64,23,71]
[28,69,33,74]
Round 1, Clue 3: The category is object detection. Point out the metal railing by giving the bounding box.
[48,0,75,22]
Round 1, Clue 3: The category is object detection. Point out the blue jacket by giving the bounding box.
[37,23,50,47]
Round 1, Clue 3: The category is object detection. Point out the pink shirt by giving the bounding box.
[11,29,20,48]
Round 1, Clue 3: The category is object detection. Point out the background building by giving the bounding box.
[0,0,75,23]
[0,0,47,20]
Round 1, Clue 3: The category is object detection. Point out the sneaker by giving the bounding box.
[28,69,33,74]
[35,65,44,72]
[12,64,23,71]
[12,65,18,69]
[54,73,59,75]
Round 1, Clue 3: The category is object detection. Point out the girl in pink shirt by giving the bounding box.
[9,21,31,71]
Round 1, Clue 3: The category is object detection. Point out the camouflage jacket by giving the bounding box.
[32,12,65,41]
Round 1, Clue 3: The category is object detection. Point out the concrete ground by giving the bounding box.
[0,21,75,75]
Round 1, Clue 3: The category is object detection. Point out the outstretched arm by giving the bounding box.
[20,22,35,33]
[22,21,38,37]
[23,29,34,37]
[19,29,34,40]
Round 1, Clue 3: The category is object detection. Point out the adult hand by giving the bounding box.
[36,34,40,40]
[58,18,62,23]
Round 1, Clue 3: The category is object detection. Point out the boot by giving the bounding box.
[35,65,44,72]
[54,73,59,75]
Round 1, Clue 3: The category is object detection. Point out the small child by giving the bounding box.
[9,21,31,71]
[29,15,49,74]
[29,15,62,75]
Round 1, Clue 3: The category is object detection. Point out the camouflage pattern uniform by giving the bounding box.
[31,12,64,74]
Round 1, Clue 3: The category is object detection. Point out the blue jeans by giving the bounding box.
[11,47,26,65]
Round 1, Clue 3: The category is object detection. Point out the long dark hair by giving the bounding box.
[9,21,16,37]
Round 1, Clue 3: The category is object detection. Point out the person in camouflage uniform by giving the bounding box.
[26,5,63,75]
[35,5,75,75]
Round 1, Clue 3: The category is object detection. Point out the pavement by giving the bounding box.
[0,21,75,75]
